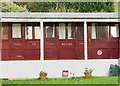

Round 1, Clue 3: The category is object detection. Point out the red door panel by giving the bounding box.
[90,48,109,59]
[58,48,76,59]
[24,50,40,60]
[109,48,118,59]
[45,48,57,60]
[10,40,23,49]
[25,41,40,49]
[77,40,84,59]
[10,50,24,60]
[1,50,9,60]
[109,40,119,48]
[2,40,9,49]
[90,40,108,48]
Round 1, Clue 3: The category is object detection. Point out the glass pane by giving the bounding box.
[59,23,66,39]
[12,24,21,38]
[68,23,75,39]
[25,23,33,39]
[2,23,8,39]
[100,23,108,39]
[34,23,41,39]
[79,23,84,38]
[46,24,55,38]
[111,24,119,37]
[91,23,98,39]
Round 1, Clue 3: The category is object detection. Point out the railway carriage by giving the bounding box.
[0,12,119,79]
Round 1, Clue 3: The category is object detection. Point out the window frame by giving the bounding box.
[90,23,109,40]
[11,23,22,39]
[109,23,119,39]
[45,23,56,39]
[25,23,41,41]
[2,23,8,40]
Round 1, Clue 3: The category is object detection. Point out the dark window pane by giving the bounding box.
[68,23,75,39]
[91,23,98,39]
[100,23,108,39]
[79,23,84,38]
[46,24,55,38]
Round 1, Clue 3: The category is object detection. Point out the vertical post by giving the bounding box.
[40,21,44,71]
[0,22,2,61]
[84,21,88,61]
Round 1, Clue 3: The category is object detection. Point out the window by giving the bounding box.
[79,23,84,38]
[12,24,21,38]
[25,23,33,39]
[100,23,108,39]
[34,23,41,39]
[110,24,119,37]
[46,24,55,38]
[2,23,8,39]
[91,23,98,39]
[59,23,66,39]
[68,23,75,39]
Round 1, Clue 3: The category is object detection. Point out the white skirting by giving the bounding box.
[0,59,118,79]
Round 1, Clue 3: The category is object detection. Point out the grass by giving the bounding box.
[1,76,118,84]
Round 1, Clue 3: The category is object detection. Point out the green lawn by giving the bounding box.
[1,76,118,84]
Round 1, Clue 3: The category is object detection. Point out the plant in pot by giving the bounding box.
[39,71,47,79]
[84,68,94,78]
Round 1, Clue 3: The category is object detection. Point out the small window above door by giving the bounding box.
[12,24,21,38]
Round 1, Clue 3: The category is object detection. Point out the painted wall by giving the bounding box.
[0,59,118,79]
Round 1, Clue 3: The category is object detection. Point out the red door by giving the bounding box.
[1,23,9,60]
[77,23,84,59]
[9,23,24,60]
[44,22,85,60]
[109,23,119,59]
[58,23,77,59]
[24,23,40,60]
[44,23,58,60]
[88,22,119,59]
[88,23,109,59]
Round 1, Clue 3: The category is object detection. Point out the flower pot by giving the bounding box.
[39,74,47,79]
[84,72,91,78]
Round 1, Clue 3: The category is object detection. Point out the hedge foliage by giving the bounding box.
[16,2,115,12]
[1,2,28,12]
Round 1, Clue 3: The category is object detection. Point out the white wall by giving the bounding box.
[0,59,118,79]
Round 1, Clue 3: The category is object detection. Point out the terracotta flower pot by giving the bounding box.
[39,74,47,79]
[84,72,91,78]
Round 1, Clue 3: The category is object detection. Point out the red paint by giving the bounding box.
[1,22,119,60]
[88,23,119,59]
[1,23,40,61]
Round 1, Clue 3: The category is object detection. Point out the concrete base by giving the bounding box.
[0,59,118,79]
